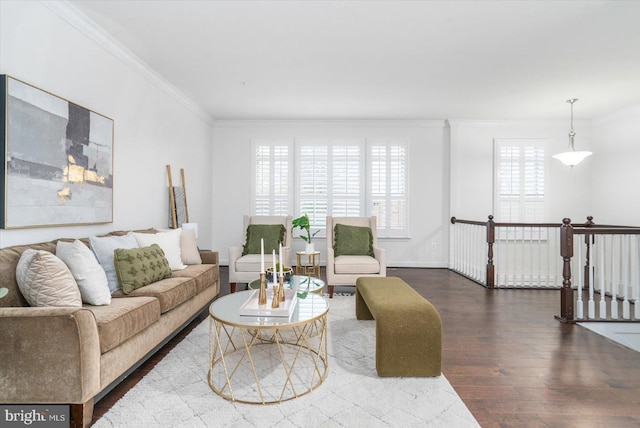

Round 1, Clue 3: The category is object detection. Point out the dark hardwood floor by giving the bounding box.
[93,267,640,427]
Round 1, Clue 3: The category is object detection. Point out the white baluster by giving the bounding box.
[598,235,607,319]
[635,235,640,320]
[576,235,584,320]
[611,235,619,320]
[587,234,595,319]
[623,235,630,320]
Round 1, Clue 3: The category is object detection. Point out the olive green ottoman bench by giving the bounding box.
[355,276,442,377]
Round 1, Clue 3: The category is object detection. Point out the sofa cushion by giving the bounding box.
[0,242,57,308]
[334,255,380,274]
[171,264,216,294]
[84,296,161,354]
[90,232,139,293]
[114,245,172,294]
[111,276,196,313]
[16,250,82,307]
[134,229,186,271]
[56,240,111,305]
[242,224,285,255]
[180,228,202,265]
[334,224,374,257]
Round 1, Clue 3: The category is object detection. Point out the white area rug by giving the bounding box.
[93,296,480,427]
[580,322,640,353]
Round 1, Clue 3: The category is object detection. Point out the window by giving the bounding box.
[252,141,292,216]
[252,139,409,238]
[369,142,408,237]
[494,139,547,223]
[297,140,363,232]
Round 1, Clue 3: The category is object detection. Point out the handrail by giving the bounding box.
[450,217,485,226]
[450,215,640,323]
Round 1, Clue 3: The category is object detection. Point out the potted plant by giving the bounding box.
[292,214,319,253]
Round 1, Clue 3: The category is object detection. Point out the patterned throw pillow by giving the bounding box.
[15,249,82,307]
[333,224,375,257]
[242,224,286,255]
[114,244,172,294]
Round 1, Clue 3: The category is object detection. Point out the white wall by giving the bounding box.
[0,1,213,248]
[590,103,640,226]
[449,119,593,224]
[211,120,449,267]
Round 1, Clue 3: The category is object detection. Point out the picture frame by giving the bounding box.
[0,75,114,228]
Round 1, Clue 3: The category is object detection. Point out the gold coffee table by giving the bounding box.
[208,290,329,404]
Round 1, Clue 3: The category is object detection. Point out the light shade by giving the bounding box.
[552,150,592,167]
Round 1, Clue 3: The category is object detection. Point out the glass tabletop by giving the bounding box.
[248,274,324,293]
[209,290,329,328]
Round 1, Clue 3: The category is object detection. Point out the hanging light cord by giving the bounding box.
[567,98,578,150]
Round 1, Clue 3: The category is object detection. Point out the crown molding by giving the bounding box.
[212,119,446,129]
[41,0,213,124]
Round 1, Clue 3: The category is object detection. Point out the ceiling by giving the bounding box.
[69,0,640,121]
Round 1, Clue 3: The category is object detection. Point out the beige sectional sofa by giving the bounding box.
[0,229,220,427]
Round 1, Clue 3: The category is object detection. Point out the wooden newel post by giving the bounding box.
[486,215,495,288]
[558,218,574,322]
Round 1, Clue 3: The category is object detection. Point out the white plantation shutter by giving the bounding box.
[297,140,363,230]
[494,139,547,223]
[252,139,409,238]
[252,141,292,216]
[370,142,408,237]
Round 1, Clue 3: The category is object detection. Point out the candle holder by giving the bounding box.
[278,276,285,302]
[271,285,280,308]
[258,272,267,305]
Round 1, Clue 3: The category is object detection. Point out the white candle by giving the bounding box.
[260,238,265,273]
[272,250,276,282]
[279,243,283,276]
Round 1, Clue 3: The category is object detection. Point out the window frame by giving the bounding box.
[250,139,294,216]
[251,138,410,239]
[493,138,549,240]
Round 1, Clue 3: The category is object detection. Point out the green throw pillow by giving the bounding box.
[242,224,286,255]
[114,244,172,294]
[333,224,374,257]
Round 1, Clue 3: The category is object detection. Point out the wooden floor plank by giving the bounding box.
[92,267,640,427]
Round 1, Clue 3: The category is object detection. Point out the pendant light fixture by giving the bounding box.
[552,99,592,167]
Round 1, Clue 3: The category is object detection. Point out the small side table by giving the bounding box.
[295,251,321,278]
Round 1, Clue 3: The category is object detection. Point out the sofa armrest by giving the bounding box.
[199,250,219,265]
[0,307,101,404]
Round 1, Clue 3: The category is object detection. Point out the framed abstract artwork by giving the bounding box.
[0,75,114,228]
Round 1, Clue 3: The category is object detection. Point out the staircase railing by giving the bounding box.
[450,215,640,322]
[557,218,640,323]
[450,216,568,289]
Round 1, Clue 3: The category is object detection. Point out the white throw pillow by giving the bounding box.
[16,249,81,307]
[134,229,187,271]
[180,228,202,265]
[90,232,139,293]
[57,240,111,305]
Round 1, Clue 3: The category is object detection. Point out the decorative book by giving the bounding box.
[239,289,298,317]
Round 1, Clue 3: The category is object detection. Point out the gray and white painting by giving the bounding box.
[2,76,113,228]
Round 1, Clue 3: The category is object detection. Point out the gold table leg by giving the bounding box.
[208,313,328,404]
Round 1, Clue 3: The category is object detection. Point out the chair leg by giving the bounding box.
[329,285,334,298]
[230,282,236,293]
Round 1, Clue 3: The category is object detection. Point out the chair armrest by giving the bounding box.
[374,246,387,276]
[229,246,243,273]
[199,250,218,265]
[326,247,335,273]
[0,307,101,404]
